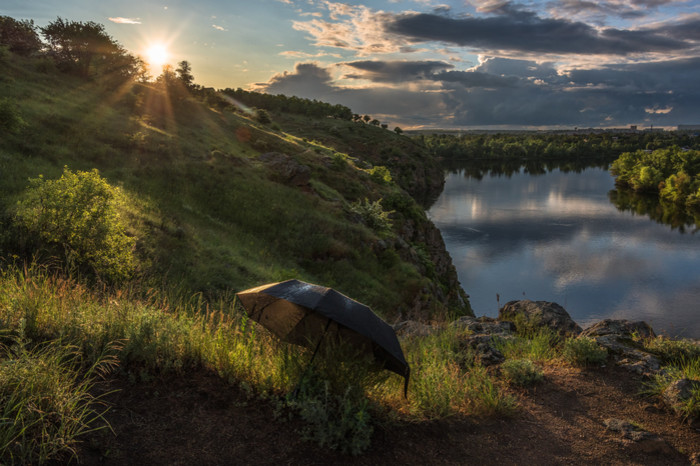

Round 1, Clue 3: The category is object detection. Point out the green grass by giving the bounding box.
[0,264,500,458]
[643,356,700,422]
[0,51,469,320]
[562,337,608,367]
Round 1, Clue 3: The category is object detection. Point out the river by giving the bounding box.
[428,164,700,338]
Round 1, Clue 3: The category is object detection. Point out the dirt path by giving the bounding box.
[79,365,700,465]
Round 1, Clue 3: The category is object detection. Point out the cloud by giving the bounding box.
[385,9,692,55]
[292,3,400,54]
[108,17,141,24]
[212,24,228,31]
[342,60,453,82]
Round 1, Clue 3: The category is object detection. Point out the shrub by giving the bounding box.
[348,198,393,234]
[0,97,26,133]
[562,337,607,367]
[286,339,388,455]
[501,358,544,387]
[14,167,136,282]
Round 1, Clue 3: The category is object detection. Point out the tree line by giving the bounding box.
[417,132,700,161]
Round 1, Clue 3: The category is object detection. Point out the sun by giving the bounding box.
[144,43,170,69]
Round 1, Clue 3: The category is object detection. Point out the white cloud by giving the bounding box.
[108,17,141,24]
[212,24,228,31]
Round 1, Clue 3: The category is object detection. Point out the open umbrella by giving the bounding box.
[236,279,410,395]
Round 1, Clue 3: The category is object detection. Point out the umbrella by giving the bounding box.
[236,279,410,396]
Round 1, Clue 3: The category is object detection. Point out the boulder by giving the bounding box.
[662,379,700,424]
[393,320,437,338]
[258,152,311,187]
[579,319,661,376]
[451,316,515,337]
[581,319,656,340]
[498,300,582,336]
[458,334,506,366]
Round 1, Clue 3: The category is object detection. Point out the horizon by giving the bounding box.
[2,0,700,130]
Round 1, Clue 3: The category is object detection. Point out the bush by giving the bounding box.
[348,198,393,234]
[14,167,136,282]
[501,358,544,387]
[562,337,608,367]
[0,97,26,133]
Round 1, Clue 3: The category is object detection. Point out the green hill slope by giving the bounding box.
[0,52,471,320]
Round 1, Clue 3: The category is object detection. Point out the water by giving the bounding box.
[428,165,700,338]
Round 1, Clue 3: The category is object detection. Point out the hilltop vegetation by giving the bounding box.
[0,16,469,319]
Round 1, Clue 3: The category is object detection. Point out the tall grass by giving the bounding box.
[0,264,514,457]
[0,331,117,464]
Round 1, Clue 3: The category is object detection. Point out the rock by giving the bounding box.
[498,300,582,336]
[580,320,661,376]
[581,319,656,340]
[258,152,311,187]
[604,418,674,455]
[458,334,506,366]
[393,320,437,338]
[662,379,700,423]
[451,316,515,336]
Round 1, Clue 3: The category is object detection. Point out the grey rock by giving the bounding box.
[498,300,582,336]
[581,319,656,340]
[459,334,506,366]
[662,379,700,423]
[451,316,515,336]
[393,320,437,338]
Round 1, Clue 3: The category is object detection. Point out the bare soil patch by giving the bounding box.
[79,364,700,465]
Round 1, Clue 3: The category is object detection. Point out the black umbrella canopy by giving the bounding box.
[236,279,410,391]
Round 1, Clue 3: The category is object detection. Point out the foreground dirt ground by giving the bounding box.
[79,364,700,465]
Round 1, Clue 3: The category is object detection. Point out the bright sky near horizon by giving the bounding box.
[2,0,700,129]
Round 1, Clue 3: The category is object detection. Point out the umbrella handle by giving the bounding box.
[291,318,332,399]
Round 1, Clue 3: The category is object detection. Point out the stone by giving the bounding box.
[459,334,506,366]
[258,152,311,187]
[580,320,661,376]
[604,418,674,455]
[581,319,656,340]
[450,316,515,336]
[393,320,437,338]
[498,300,582,336]
[662,379,700,422]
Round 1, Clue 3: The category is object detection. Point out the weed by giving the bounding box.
[562,337,608,367]
[501,358,544,387]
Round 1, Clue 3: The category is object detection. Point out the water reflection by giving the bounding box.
[429,164,700,338]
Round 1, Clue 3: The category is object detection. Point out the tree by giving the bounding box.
[176,60,194,89]
[370,119,380,126]
[363,115,371,123]
[41,17,123,77]
[394,127,403,135]
[0,16,42,56]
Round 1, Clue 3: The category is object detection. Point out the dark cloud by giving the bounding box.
[254,55,700,128]
[343,60,453,82]
[385,9,692,54]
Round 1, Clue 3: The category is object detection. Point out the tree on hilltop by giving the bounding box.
[0,16,42,56]
[176,60,195,90]
[41,17,126,77]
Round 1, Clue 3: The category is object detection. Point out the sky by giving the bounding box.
[3,0,700,129]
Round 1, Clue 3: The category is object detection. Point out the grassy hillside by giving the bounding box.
[0,51,470,320]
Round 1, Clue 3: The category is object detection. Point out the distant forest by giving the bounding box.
[417,132,700,161]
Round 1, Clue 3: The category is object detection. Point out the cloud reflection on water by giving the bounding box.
[428,166,700,338]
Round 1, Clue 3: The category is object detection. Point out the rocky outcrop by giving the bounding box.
[604,418,674,455]
[498,300,582,336]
